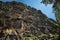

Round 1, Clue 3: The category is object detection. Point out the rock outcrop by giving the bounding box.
[0,1,59,40]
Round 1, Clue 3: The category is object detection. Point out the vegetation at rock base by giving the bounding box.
[0,1,60,40]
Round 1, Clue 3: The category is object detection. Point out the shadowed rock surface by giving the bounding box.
[0,1,59,40]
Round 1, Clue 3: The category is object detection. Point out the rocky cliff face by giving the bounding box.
[0,1,59,40]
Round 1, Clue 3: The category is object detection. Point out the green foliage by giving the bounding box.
[24,33,59,40]
[38,33,47,38]
[41,0,54,5]
[24,34,36,40]
[41,0,60,23]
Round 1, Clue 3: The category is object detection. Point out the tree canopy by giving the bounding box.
[41,0,60,23]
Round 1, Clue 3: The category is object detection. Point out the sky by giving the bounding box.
[1,0,56,20]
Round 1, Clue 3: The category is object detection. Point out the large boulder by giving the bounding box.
[0,1,59,40]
